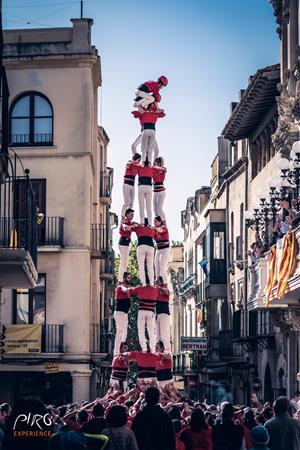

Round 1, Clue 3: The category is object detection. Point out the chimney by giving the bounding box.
[70,18,93,53]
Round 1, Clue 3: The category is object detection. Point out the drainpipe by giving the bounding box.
[244,155,249,336]
[226,180,231,329]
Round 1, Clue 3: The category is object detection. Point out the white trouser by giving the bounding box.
[132,133,159,161]
[137,244,154,285]
[138,185,153,224]
[138,309,156,352]
[110,378,127,393]
[121,184,135,217]
[141,129,158,163]
[113,311,128,355]
[134,90,155,108]
[118,244,130,282]
[131,133,142,154]
[158,379,173,389]
[154,247,171,283]
[153,190,166,221]
[156,313,171,353]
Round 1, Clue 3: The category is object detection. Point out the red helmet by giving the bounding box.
[158,75,168,86]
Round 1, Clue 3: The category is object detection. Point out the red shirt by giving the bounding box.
[124,162,139,185]
[155,226,170,248]
[242,424,253,449]
[144,80,162,102]
[135,226,155,238]
[153,168,166,184]
[136,165,154,178]
[157,288,170,303]
[180,427,212,450]
[126,351,162,378]
[131,110,165,125]
[132,285,159,311]
[115,285,131,301]
[155,226,169,242]
[111,355,129,381]
[119,220,134,239]
[156,354,172,370]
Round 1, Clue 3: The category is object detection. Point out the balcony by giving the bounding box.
[173,352,198,374]
[219,330,244,361]
[179,274,196,298]
[91,224,109,259]
[0,171,38,289]
[10,133,53,147]
[100,169,113,205]
[100,250,115,281]
[233,310,275,352]
[38,217,64,247]
[90,322,114,354]
[42,324,64,353]
[2,324,64,356]
[249,226,300,309]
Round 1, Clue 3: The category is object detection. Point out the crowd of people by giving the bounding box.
[1,390,300,449]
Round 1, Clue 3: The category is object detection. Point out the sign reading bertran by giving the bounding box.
[180,337,208,351]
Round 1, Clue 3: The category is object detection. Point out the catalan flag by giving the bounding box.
[277,231,297,300]
[265,244,277,306]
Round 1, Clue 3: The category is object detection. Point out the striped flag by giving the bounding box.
[265,244,277,306]
[277,231,297,300]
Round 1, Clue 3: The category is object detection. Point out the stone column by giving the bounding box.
[288,0,298,95]
[71,370,92,403]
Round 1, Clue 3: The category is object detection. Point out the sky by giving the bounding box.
[3,0,280,245]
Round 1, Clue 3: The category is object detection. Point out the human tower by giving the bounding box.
[110,76,174,393]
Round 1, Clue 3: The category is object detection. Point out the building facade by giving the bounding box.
[178,0,300,402]
[0,19,115,404]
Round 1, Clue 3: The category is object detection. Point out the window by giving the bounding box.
[10,93,53,146]
[13,275,46,324]
[213,231,225,259]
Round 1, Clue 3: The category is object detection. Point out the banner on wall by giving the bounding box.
[5,324,41,354]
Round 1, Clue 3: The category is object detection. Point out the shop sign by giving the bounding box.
[44,362,59,374]
[5,324,41,354]
[181,336,207,351]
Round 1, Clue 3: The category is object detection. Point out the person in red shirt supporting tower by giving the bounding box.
[117,208,138,283]
[133,76,168,110]
[154,216,171,285]
[153,157,167,223]
[134,219,156,286]
[110,342,130,393]
[113,272,133,355]
[155,276,171,353]
[155,341,173,389]
[131,106,165,163]
[130,284,159,353]
[121,153,141,218]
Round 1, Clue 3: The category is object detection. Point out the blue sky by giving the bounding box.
[4,0,279,243]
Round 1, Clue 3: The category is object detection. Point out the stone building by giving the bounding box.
[0,19,115,404]
[179,2,300,398]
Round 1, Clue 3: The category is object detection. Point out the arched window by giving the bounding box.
[10,92,53,146]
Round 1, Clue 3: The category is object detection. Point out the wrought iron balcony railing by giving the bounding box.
[41,324,64,353]
[179,274,196,296]
[38,216,64,247]
[100,169,113,199]
[0,172,38,266]
[91,224,109,258]
[10,133,53,146]
[90,322,114,354]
